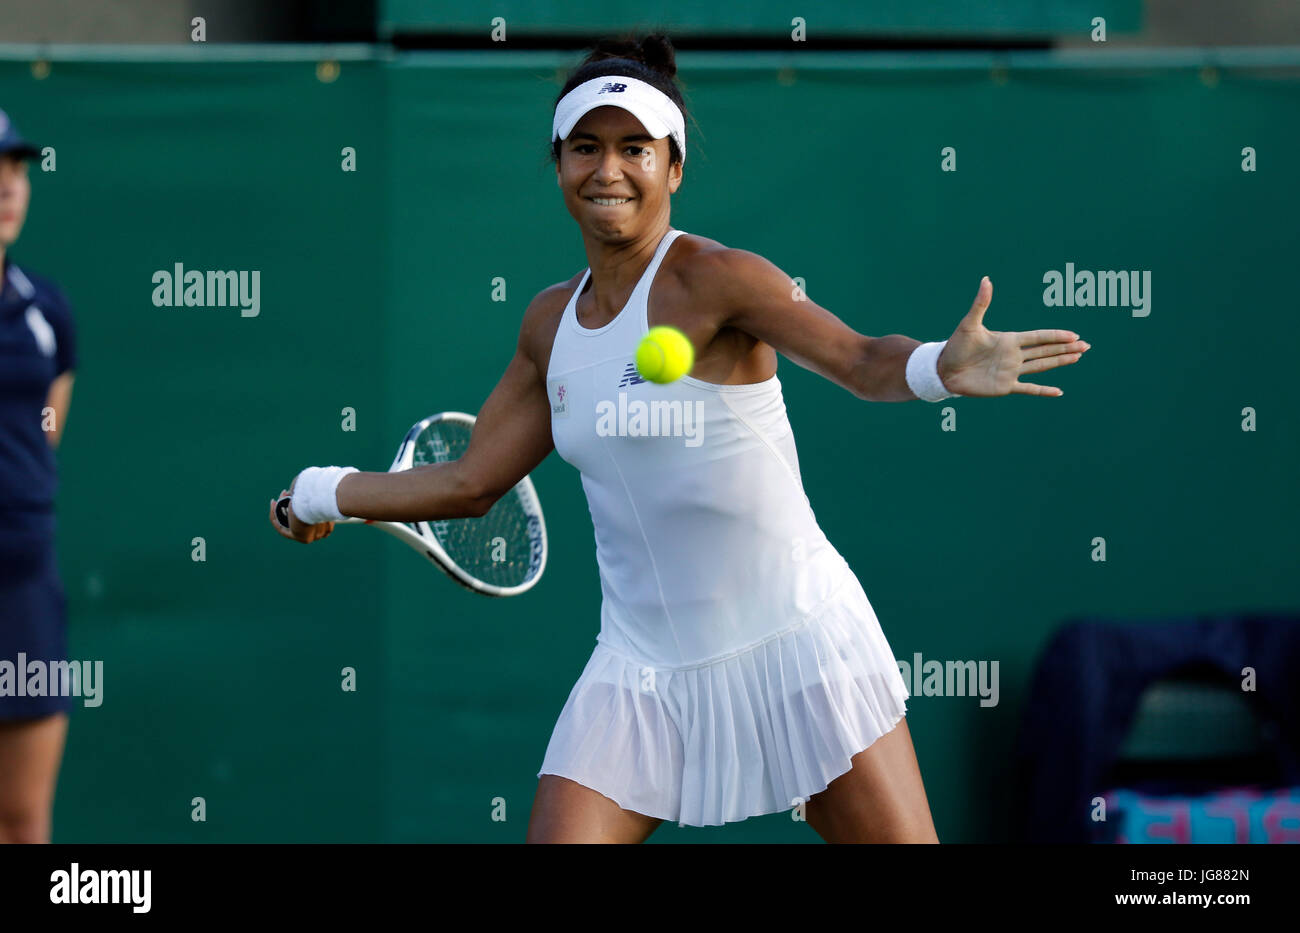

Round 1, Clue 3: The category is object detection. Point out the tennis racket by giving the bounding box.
[276,411,547,597]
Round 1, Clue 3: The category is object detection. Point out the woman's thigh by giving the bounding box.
[804,717,940,843]
[0,713,69,843]
[526,775,663,844]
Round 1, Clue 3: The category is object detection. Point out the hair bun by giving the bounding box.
[638,34,677,79]
[588,33,677,80]
[589,36,641,61]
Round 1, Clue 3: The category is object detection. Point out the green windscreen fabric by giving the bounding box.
[380,0,1141,37]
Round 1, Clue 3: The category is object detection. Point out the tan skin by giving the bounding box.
[270,104,1090,842]
[0,152,74,844]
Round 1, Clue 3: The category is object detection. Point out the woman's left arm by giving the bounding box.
[44,371,74,448]
[704,249,1089,401]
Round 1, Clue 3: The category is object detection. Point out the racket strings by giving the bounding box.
[412,422,543,587]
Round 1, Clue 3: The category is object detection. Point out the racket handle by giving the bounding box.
[275,496,292,529]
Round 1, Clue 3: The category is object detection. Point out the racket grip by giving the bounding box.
[275,496,292,529]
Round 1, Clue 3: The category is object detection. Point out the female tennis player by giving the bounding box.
[270,34,1089,843]
[0,110,77,844]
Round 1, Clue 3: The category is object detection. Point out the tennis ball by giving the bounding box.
[635,326,694,384]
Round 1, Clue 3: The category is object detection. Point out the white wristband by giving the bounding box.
[291,466,358,524]
[905,340,958,402]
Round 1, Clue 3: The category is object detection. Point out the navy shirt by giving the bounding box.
[0,255,76,518]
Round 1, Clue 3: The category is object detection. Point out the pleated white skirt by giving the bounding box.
[537,570,911,827]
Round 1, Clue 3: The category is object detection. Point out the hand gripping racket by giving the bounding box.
[276,412,547,597]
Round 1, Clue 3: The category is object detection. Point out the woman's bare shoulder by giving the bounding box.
[672,231,730,260]
[518,273,582,370]
[525,273,582,327]
[667,232,768,311]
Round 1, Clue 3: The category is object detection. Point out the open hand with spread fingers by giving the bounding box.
[936,277,1091,398]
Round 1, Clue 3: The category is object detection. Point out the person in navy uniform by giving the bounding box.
[0,109,76,844]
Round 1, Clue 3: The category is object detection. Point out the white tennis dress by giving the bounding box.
[539,227,910,826]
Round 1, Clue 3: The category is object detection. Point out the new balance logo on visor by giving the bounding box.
[598,83,628,94]
[617,362,645,387]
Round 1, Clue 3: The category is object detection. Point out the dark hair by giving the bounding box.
[549,33,692,169]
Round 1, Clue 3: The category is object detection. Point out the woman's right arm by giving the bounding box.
[332,291,560,524]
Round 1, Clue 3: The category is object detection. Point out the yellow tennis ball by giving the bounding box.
[635,326,694,384]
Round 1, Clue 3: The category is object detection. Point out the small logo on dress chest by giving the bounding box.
[617,361,645,387]
[547,379,569,418]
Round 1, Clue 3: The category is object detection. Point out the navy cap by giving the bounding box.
[0,109,40,160]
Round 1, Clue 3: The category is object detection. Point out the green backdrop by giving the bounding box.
[379,0,1141,37]
[0,45,1296,842]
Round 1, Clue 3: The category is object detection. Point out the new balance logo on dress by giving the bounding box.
[617,362,645,387]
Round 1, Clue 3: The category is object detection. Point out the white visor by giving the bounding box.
[552,75,686,166]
